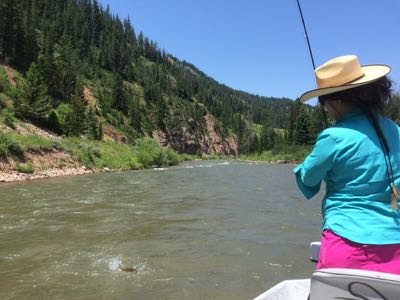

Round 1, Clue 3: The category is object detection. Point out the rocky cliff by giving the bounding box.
[152,113,237,155]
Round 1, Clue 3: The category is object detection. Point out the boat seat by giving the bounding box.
[310,268,400,300]
[253,267,400,299]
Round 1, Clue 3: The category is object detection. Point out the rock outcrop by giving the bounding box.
[153,113,237,155]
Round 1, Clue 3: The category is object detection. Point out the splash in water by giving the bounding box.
[109,256,122,271]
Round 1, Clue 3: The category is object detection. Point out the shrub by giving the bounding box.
[55,104,72,133]
[47,110,62,134]
[136,138,179,168]
[90,147,101,158]
[163,148,180,165]
[6,141,24,157]
[0,96,6,109]
[2,108,16,129]
[0,143,6,157]
[76,143,95,168]
[136,138,161,168]
[17,163,34,174]
[0,67,11,93]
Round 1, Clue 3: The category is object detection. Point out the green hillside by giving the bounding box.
[1,0,399,180]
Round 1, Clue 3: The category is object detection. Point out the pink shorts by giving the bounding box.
[317,230,400,275]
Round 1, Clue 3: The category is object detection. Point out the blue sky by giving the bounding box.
[100,1,400,100]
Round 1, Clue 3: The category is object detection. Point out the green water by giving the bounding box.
[0,160,323,299]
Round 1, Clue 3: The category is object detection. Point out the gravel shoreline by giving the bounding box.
[0,167,94,183]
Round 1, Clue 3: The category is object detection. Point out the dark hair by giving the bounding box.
[318,76,393,113]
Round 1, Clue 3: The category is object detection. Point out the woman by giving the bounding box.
[294,55,400,274]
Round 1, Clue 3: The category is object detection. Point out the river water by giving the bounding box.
[0,160,324,300]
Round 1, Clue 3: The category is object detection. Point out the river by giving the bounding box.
[0,160,324,299]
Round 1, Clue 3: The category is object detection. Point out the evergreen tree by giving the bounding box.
[309,104,324,141]
[65,82,87,136]
[97,121,103,140]
[14,62,51,123]
[137,32,144,55]
[111,74,127,114]
[287,100,302,144]
[129,97,142,132]
[47,109,62,134]
[386,93,400,124]
[85,106,99,139]
[249,133,260,153]
[97,84,112,116]
[294,106,312,145]
[0,0,25,66]
[20,1,39,71]
[260,123,276,151]
[53,34,78,102]
[36,24,59,102]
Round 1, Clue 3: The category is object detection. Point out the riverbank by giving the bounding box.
[0,154,302,184]
[0,167,92,183]
[0,121,185,183]
[0,123,308,184]
[0,146,185,184]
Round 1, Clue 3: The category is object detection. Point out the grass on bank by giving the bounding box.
[239,144,312,162]
[0,128,183,172]
[60,137,140,170]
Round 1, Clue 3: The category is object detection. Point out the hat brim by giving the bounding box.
[300,64,391,103]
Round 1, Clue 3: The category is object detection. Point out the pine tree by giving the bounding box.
[111,74,127,114]
[287,100,302,144]
[294,106,312,145]
[66,82,87,136]
[36,24,59,101]
[91,0,103,47]
[0,0,24,66]
[309,104,324,141]
[14,62,51,123]
[20,0,39,71]
[47,109,62,134]
[137,32,144,55]
[129,97,142,132]
[386,93,400,124]
[260,123,276,151]
[85,106,99,139]
[53,34,78,101]
[97,121,103,140]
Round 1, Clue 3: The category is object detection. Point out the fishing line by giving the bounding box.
[295,0,328,129]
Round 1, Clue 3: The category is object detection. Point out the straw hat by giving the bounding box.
[300,55,391,103]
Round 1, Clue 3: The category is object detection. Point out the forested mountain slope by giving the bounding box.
[0,0,398,162]
[0,0,298,154]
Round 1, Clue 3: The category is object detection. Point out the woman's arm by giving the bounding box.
[294,132,337,199]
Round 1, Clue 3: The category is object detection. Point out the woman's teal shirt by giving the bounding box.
[294,108,400,244]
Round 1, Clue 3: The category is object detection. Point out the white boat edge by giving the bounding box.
[252,242,400,299]
[253,279,310,300]
[253,268,400,300]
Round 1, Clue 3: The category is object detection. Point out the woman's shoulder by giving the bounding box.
[380,115,400,129]
[318,125,356,141]
[318,115,400,146]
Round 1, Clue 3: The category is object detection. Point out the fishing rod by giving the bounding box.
[295,0,328,129]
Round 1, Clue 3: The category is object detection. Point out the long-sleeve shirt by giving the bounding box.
[294,108,400,244]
